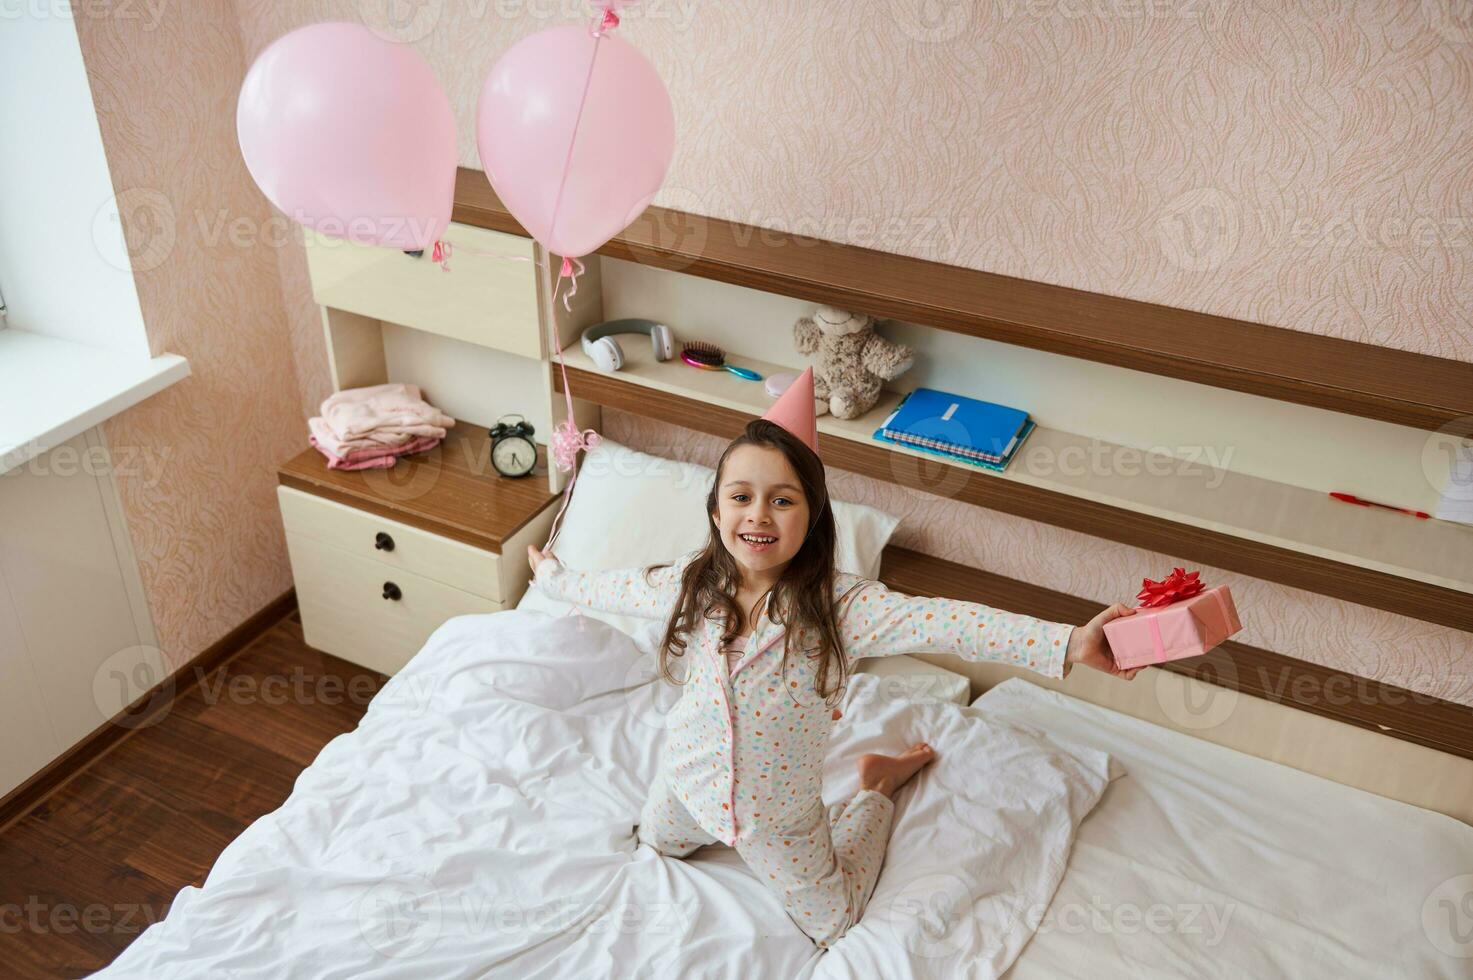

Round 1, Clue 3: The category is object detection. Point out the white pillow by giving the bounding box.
[538,437,712,571]
[832,498,899,580]
[517,438,899,637]
[815,673,1119,977]
[852,654,972,706]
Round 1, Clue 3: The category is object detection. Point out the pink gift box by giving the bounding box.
[1103,585,1242,669]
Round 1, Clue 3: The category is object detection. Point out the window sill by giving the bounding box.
[0,328,190,475]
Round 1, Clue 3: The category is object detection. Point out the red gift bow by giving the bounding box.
[1136,567,1205,608]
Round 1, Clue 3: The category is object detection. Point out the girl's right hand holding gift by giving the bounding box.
[1064,603,1142,680]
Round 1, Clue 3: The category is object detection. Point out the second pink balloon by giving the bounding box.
[476,24,676,262]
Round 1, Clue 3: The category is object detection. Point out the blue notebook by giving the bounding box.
[872,388,1032,470]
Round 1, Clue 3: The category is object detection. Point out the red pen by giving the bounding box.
[1328,492,1431,519]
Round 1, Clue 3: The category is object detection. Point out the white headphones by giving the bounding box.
[581,318,676,372]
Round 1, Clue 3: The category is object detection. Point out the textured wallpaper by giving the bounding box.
[75,1,304,668]
[236,0,1473,360]
[74,2,1471,703]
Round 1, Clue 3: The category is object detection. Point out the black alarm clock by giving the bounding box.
[488,415,537,478]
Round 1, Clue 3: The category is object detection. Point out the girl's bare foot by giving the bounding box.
[857,742,937,799]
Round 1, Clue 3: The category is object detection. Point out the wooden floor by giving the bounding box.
[0,610,385,978]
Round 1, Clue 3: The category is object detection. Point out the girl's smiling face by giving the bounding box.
[712,444,811,584]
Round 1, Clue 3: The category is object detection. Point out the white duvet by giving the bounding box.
[92,610,1115,979]
[980,680,1473,980]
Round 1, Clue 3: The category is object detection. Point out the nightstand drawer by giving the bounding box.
[278,485,504,602]
[303,221,542,360]
[285,531,501,675]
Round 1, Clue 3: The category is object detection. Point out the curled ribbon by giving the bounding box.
[551,418,600,471]
[1136,567,1204,608]
[548,256,598,471]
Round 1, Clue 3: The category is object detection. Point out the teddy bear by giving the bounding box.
[793,305,914,419]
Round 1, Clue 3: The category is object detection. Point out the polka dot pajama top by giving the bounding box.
[533,552,1075,847]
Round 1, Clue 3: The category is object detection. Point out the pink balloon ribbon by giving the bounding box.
[547,263,598,467]
[536,8,614,537]
[418,241,595,554]
[540,259,602,554]
[427,250,599,553]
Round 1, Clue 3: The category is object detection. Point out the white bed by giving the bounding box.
[89,604,1473,979]
[977,679,1473,978]
[92,439,1473,977]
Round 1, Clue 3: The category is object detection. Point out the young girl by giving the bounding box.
[526,367,1138,948]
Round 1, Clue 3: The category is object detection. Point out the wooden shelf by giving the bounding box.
[454,168,1473,434]
[549,341,1473,632]
[277,421,557,553]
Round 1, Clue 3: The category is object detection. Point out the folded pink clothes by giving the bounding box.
[321,383,455,441]
[329,432,441,464]
[359,422,450,441]
[308,433,440,471]
[308,415,442,456]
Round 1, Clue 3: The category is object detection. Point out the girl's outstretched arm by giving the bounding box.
[838,578,1076,680]
[528,545,690,618]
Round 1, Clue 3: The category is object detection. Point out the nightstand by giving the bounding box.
[276,420,559,675]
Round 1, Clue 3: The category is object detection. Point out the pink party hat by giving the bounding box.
[762,366,819,455]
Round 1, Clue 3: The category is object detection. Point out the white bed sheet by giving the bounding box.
[91,611,1112,979]
[976,679,1473,979]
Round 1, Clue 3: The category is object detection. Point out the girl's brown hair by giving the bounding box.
[651,419,849,704]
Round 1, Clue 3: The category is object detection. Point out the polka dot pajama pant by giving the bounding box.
[637,772,896,948]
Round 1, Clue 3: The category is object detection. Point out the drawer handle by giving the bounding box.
[375,532,395,552]
[382,582,402,601]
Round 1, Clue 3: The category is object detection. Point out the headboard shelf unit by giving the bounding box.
[551,341,1473,633]
[453,168,1473,435]
[451,169,1472,632]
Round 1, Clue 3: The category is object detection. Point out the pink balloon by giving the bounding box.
[477,25,675,260]
[237,22,456,251]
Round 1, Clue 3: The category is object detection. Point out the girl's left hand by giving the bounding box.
[527,544,557,575]
[1064,603,1142,681]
